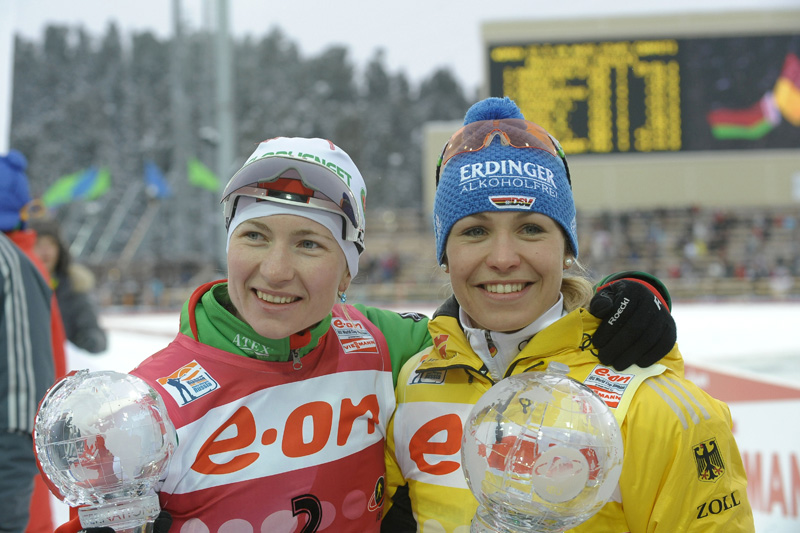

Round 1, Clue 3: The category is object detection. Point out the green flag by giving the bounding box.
[42,171,82,207]
[187,158,220,192]
[41,166,110,207]
[83,167,111,200]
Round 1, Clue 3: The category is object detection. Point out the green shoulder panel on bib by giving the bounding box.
[353,303,432,387]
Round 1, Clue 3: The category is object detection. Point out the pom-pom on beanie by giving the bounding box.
[433,97,577,263]
[0,150,32,232]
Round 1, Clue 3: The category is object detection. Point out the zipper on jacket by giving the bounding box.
[291,349,302,370]
[464,365,494,386]
[484,330,497,357]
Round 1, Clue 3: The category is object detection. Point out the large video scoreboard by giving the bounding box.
[486,19,800,155]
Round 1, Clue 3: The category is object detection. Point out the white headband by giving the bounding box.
[226,197,359,277]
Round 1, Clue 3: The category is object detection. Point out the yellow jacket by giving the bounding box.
[383,304,754,532]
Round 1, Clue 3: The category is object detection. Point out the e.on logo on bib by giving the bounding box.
[332,318,378,354]
[583,365,633,408]
[157,361,220,406]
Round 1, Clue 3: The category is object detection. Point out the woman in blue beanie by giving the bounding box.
[382,98,754,532]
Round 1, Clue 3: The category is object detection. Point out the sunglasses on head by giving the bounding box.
[434,118,571,187]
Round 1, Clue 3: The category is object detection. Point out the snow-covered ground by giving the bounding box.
[671,301,800,384]
[52,301,800,530]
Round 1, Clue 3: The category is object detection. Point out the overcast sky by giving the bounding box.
[8,0,800,88]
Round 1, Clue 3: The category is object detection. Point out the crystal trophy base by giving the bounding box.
[471,503,562,533]
[78,493,161,533]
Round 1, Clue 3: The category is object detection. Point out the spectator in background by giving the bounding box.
[769,257,794,299]
[380,251,401,281]
[31,219,108,353]
[0,149,60,533]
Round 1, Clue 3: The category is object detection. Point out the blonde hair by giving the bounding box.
[561,257,596,312]
[562,275,595,312]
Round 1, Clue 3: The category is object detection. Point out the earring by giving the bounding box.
[338,292,347,304]
[440,263,448,272]
[564,258,574,269]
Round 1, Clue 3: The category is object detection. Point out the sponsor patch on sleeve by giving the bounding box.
[583,365,634,408]
[156,360,219,406]
[331,317,379,354]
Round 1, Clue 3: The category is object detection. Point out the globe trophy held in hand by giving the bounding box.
[34,369,177,533]
[461,362,624,533]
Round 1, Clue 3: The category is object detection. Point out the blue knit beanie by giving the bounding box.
[433,97,577,263]
[0,150,32,232]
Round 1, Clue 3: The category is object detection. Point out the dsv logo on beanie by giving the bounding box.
[489,195,536,209]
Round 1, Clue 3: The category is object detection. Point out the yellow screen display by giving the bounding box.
[488,34,800,153]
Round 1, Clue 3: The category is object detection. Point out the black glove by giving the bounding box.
[589,278,677,370]
[80,511,172,533]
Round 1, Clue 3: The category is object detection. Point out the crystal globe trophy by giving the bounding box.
[34,370,177,532]
[461,362,623,533]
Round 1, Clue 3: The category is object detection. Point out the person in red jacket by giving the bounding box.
[0,149,66,533]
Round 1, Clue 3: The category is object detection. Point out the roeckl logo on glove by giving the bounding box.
[653,294,662,310]
[608,297,630,325]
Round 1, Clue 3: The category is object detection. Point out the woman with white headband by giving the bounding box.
[58,136,677,533]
